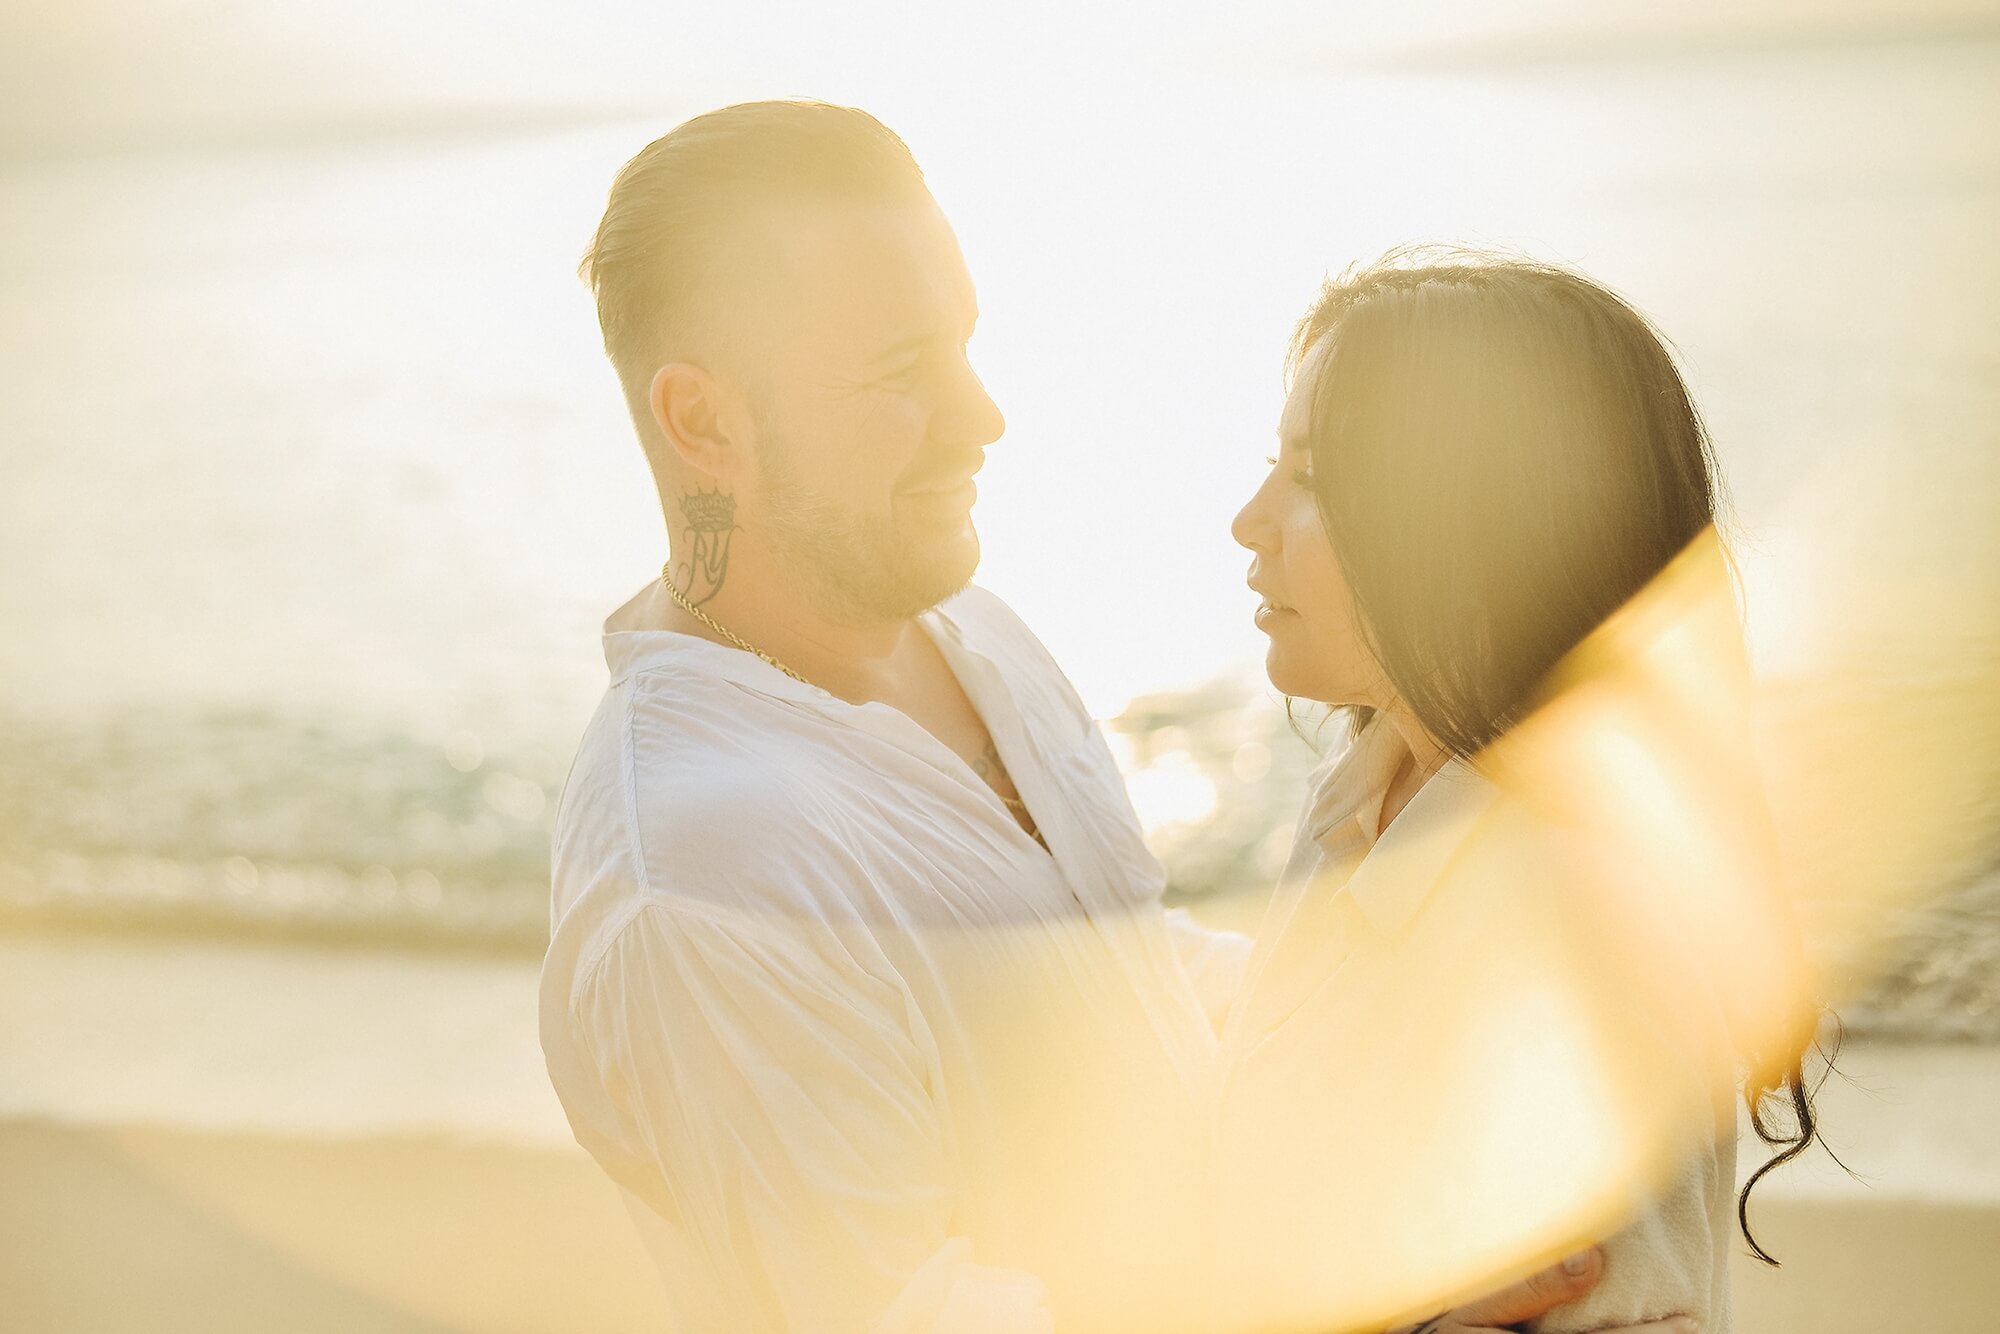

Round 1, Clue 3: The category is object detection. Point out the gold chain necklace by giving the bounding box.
[660,563,811,685]
[659,565,1046,846]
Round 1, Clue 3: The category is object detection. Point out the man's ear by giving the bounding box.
[648,362,744,482]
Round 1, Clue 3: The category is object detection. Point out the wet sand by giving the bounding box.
[2,927,1994,1332]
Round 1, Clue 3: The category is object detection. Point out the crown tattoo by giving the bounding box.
[680,488,736,532]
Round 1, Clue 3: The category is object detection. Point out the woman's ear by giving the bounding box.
[649,361,743,483]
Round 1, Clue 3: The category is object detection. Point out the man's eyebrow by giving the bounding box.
[869,309,979,367]
[870,333,933,365]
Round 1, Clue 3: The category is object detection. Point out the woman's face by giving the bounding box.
[1231,341,1387,707]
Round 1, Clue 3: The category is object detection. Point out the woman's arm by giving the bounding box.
[1391,1248,1698,1334]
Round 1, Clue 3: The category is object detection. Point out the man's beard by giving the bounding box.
[757,433,980,625]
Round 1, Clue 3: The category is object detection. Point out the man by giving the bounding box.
[540,101,1672,1333]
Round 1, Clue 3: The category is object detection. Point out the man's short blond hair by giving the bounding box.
[580,100,931,438]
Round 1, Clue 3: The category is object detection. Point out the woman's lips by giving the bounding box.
[1253,599,1298,632]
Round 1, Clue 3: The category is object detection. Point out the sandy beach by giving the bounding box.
[3,925,1996,1332]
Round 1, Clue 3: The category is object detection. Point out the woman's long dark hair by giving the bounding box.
[1287,246,1826,1263]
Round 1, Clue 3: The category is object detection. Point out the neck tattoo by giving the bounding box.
[672,486,737,607]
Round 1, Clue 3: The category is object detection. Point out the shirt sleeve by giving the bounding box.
[569,900,1054,1334]
[1523,1136,1732,1334]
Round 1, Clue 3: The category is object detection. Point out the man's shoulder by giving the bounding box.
[574,702,826,846]
[554,678,843,898]
[579,662,833,779]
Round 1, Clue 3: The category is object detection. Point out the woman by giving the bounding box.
[1216,251,1819,1334]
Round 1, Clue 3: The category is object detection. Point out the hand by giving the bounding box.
[1386,1248,1697,1334]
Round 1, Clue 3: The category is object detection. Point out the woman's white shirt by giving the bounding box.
[1216,717,1738,1334]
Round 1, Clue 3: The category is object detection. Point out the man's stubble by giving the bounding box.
[754,420,981,627]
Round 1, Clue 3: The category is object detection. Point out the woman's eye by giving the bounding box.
[1267,451,1312,486]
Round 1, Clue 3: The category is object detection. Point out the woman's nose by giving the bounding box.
[1232,480,1274,552]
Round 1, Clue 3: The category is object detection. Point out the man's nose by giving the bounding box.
[963,378,1005,448]
[940,362,1005,448]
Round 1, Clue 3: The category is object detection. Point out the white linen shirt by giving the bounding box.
[540,580,1247,1334]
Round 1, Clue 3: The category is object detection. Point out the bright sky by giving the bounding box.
[6,0,1997,153]
[3,0,1994,725]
